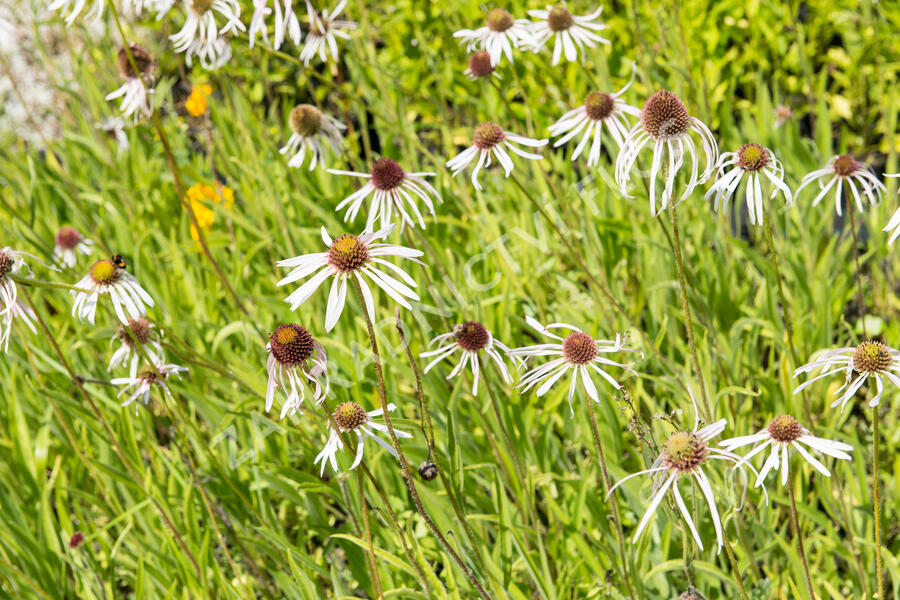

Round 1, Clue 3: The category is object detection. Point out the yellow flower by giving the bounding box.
[183,182,234,244]
[185,84,213,117]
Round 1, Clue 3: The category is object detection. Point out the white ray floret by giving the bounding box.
[509,316,639,415]
[446,122,547,191]
[421,321,516,396]
[615,90,718,216]
[328,158,441,232]
[528,4,609,66]
[794,155,886,216]
[705,143,792,226]
[549,66,639,167]
[314,402,411,475]
[794,341,900,412]
[276,224,423,332]
[721,415,853,487]
[453,7,532,67]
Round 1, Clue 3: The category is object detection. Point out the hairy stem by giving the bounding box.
[350,278,490,600]
[722,536,751,600]
[358,470,384,600]
[666,203,713,423]
[872,408,884,599]
[585,397,640,600]
[787,477,816,599]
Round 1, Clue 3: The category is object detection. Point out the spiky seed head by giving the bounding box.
[547,6,574,31]
[473,122,505,150]
[486,8,514,32]
[584,91,615,121]
[89,259,120,285]
[333,401,367,431]
[736,143,770,172]
[117,317,152,348]
[289,104,323,137]
[468,51,495,78]
[833,154,858,177]
[454,321,490,351]
[562,331,597,365]
[55,227,82,250]
[768,414,802,442]
[0,250,12,281]
[641,90,689,139]
[116,43,153,79]
[269,324,316,366]
[327,235,370,273]
[370,158,405,191]
[853,340,893,373]
[662,431,708,472]
[418,461,438,481]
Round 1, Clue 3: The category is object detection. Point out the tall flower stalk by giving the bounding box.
[349,277,490,600]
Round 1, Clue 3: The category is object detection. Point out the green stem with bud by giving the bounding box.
[350,277,490,600]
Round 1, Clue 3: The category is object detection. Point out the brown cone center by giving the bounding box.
[269,324,316,365]
[641,90,689,139]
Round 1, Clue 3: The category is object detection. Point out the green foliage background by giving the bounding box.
[1,0,900,598]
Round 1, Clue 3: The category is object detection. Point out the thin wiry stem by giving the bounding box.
[107,4,262,341]
[350,278,490,600]
[847,207,867,338]
[394,311,485,566]
[762,217,812,425]
[787,478,817,599]
[585,397,640,600]
[508,172,677,379]
[872,408,884,599]
[666,203,713,423]
[357,470,384,600]
[722,536,751,600]
[19,287,201,577]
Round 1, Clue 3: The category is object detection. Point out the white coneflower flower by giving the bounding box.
[464,50,500,80]
[52,227,93,269]
[794,341,900,412]
[327,158,441,232]
[108,317,164,378]
[170,0,245,69]
[314,401,411,475]
[248,0,300,50]
[453,8,532,67]
[276,224,422,331]
[421,321,515,396]
[186,36,233,69]
[70,256,155,326]
[112,362,188,413]
[95,117,130,155]
[106,44,154,122]
[265,323,329,419]
[615,90,718,215]
[446,122,547,191]
[527,4,609,65]
[721,415,853,487]
[705,143,792,226]
[880,173,900,244]
[548,68,639,167]
[509,316,638,415]
[794,155,886,216]
[0,247,41,352]
[299,0,357,65]
[280,104,345,170]
[608,400,758,553]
